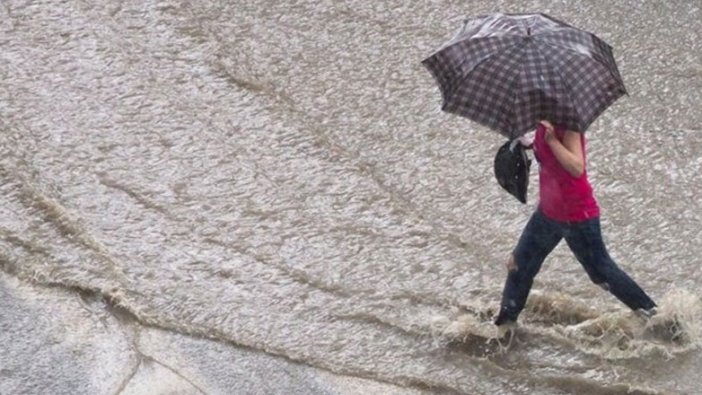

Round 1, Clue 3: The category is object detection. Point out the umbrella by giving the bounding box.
[422,12,627,138]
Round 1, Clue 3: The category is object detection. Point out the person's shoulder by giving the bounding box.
[560,127,583,140]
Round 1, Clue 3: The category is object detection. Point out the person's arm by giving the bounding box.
[540,120,584,177]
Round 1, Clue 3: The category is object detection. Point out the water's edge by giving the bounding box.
[0,270,442,395]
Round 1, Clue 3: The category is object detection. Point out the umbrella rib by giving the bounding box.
[538,38,624,88]
[439,36,519,64]
[537,36,604,63]
[533,13,579,30]
[505,46,531,138]
[533,26,597,42]
[534,47,584,131]
[446,40,527,105]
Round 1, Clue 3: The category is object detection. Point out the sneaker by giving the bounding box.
[496,319,518,339]
[636,307,658,320]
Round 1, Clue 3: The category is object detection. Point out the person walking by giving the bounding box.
[494,120,657,328]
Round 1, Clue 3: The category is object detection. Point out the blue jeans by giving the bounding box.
[495,209,656,325]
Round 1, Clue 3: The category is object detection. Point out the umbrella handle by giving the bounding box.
[509,139,521,152]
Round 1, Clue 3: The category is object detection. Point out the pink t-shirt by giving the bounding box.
[534,123,600,222]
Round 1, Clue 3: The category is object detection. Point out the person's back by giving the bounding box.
[533,123,599,222]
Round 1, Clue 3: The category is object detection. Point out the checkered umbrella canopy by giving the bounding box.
[422,13,627,138]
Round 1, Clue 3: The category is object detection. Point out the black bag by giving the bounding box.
[494,139,531,203]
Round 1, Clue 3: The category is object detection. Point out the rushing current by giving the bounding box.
[1,1,701,394]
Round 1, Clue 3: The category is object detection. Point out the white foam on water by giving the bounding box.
[531,289,702,360]
[646,288,702,344]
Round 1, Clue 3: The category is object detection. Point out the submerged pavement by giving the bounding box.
[0,272,438,395]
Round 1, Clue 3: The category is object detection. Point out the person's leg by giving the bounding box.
[495,210,563,325]
[564,218,656,311]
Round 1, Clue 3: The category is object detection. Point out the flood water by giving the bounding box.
[1,1,701,394]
